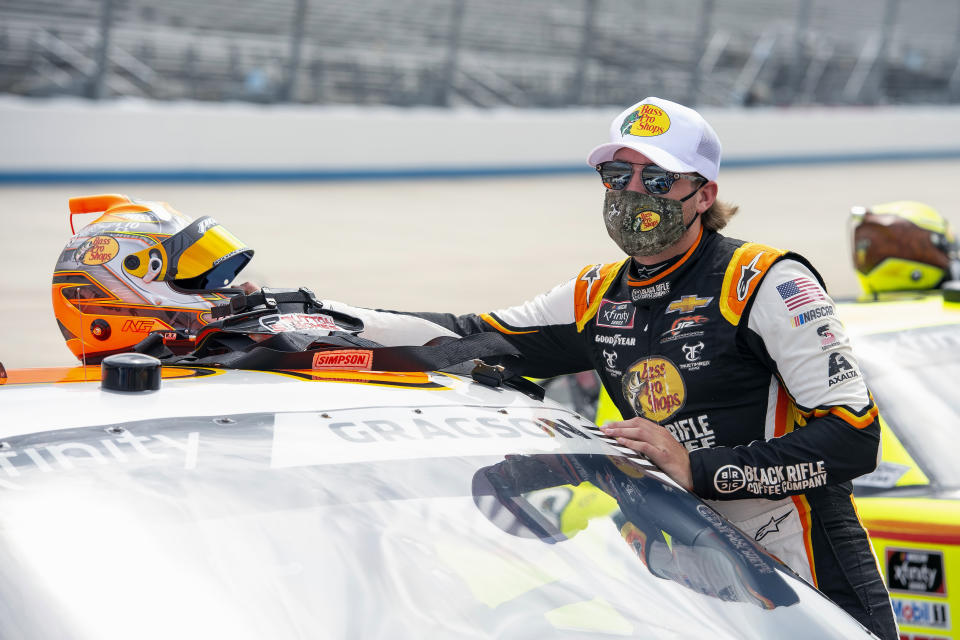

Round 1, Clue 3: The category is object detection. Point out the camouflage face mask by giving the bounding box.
[603,190,688,257]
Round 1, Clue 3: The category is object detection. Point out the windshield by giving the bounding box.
[854,323,960,489]
[0,408,871,639]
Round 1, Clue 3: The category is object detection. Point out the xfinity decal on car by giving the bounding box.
[887,549,946,596]
[0,431,201,491]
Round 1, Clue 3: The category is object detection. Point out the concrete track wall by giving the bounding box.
[4,97,960,179]
[2,98,959,368]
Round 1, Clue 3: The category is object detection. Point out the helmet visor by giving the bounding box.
[164,217,252,280]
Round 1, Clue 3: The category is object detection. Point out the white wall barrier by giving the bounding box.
[3,96,960,181]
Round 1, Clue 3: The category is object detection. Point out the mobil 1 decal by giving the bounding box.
[622,356,685,422]
[887,548,946,596]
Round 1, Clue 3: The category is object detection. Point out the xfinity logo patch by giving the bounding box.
[596,299,635,329]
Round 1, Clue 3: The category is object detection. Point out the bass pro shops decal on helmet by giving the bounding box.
[52,194,253,363]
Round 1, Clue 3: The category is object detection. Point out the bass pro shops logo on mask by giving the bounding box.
[622,357,686,422]
[604,191,687,257]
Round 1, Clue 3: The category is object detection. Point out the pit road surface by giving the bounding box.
[3,159,957,368]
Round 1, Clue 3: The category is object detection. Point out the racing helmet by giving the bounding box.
[52,194,254,363]
[850,200,957,295]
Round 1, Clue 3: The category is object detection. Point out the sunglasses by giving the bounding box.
[596,161,706,194]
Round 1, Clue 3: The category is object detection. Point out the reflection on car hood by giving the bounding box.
[0,367,877,639]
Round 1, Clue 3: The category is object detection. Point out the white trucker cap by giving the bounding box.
[586,97,722,182]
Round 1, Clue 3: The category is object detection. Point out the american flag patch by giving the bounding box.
[776,278,827,311]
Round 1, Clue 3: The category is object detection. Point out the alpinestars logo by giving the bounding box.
[754,511,791,541]
[828,352,859,387]
[580,265,602,301]
[737,252,763,301]
[633,262,669,279]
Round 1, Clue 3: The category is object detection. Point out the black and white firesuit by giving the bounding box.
[323,226,898,639]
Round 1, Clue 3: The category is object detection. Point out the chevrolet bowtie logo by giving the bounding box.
[666,295,713,314]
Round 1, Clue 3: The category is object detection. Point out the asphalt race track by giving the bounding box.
[3,159,958,369]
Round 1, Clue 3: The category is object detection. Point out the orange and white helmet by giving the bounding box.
[52,194,253,363]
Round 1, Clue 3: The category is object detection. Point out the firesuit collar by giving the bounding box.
[603,188,703,257]
[630,252,683,280]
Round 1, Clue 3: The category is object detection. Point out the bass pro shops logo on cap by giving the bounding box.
[620,104,671,137]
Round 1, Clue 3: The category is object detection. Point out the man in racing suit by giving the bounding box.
[324,97,897,639]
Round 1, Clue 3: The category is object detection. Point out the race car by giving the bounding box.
[0,356,879,639]
[843,293,960,640]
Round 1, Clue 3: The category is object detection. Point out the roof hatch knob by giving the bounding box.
[101,353,162,392]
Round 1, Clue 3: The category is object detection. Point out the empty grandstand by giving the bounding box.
[1,0,959,107]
